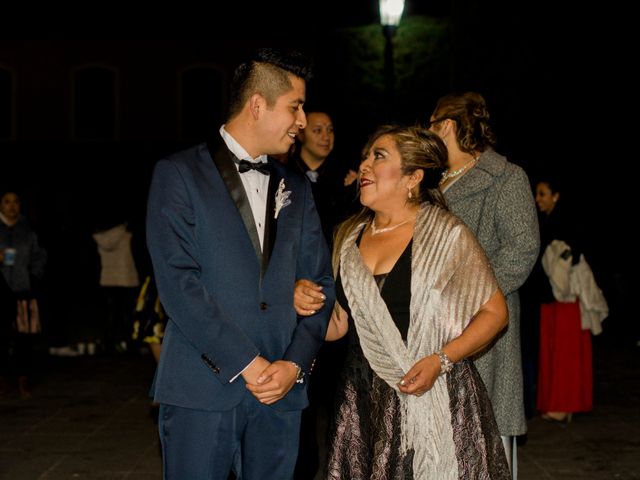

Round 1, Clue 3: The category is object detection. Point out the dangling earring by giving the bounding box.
[408,189,413,200]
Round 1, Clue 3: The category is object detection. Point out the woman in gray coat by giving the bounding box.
[428,91,539,478]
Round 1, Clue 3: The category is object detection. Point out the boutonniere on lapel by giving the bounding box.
[274,179,292,219]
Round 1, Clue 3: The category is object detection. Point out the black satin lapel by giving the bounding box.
[262,161,279,277]
[207,140,262,263]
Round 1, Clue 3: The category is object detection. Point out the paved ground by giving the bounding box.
[1,333,638,479]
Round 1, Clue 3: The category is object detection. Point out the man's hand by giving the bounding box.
[241,356,272,385]
[245,360,299,405]
[294,279,325,316]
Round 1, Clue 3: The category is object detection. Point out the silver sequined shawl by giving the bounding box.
[339,204,498,480]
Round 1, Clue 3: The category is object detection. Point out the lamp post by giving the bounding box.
[379,0,405,119]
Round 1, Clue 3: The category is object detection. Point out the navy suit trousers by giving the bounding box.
[159,392,302,480]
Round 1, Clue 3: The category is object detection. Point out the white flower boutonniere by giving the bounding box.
[274,179,292,219]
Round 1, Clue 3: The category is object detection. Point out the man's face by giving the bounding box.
[298,112,335,162]
[259,76,307,155]
[0,193,20,221]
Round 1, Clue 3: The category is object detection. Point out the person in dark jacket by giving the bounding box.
[0,271,16,396]
[0,190,47,398]
[290,109,358,480]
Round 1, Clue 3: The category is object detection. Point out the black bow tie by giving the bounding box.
[238,159,272,175]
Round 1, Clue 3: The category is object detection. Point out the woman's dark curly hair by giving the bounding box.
[431,91,496,154]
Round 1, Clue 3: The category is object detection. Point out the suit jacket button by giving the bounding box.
[260,302,268,311]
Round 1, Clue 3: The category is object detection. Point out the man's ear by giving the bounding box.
[249,93,265,120]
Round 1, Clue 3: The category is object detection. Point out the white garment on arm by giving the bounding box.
[230,355,259,383]
[220,126,268,380]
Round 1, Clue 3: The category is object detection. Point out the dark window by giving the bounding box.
[180,67,223,142]
[73,66,117,141]
[0,67,13,140]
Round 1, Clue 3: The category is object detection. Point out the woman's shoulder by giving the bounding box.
[478,149,526,179]
[419,204,469,237]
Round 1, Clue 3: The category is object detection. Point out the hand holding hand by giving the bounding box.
[294,279,325,316]
[245,360,299,405]
[397,354,441,397]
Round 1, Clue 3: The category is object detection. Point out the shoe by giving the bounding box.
[18,376,32,400]
[541,412,572,426]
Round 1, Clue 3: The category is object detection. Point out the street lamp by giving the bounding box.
[379,0,405,118]
[380,0,405,28]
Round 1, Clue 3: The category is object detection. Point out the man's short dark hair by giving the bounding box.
[227,48,313,121]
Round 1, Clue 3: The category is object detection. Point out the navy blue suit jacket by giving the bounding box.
[146,139,335,412]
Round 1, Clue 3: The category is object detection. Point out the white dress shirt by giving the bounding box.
[218,126,268,381]
[219,126,269,251]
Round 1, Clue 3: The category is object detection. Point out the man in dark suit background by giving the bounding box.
[146,48,335,480]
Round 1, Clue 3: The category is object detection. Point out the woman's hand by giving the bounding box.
[293,279,325,316]
[344,169,358,186]
[397,354,441,397]
[396,289,508,397]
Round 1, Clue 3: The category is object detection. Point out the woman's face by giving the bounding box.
[535,182,559,214]
[358,134,412,211]
[0,193,20,221]
[298,112,334,161]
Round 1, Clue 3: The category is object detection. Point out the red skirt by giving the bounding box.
[536,300,593,413]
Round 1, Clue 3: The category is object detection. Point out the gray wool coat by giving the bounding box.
[443,149,539,436]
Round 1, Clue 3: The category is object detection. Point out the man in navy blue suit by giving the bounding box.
[146,48,335,480]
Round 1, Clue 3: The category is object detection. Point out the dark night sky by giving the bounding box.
[3,0,632,200]
[2,1,636,325]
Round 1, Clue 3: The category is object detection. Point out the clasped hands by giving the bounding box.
[242,356,299,405]
[241,279,328,404]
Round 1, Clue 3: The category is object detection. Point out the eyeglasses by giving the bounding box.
[425,116,454,129]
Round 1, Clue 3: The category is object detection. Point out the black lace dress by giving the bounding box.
[324,236,510,480]
[325,240,414,480]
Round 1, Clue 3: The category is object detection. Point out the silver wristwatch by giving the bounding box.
[436,350,453,376]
